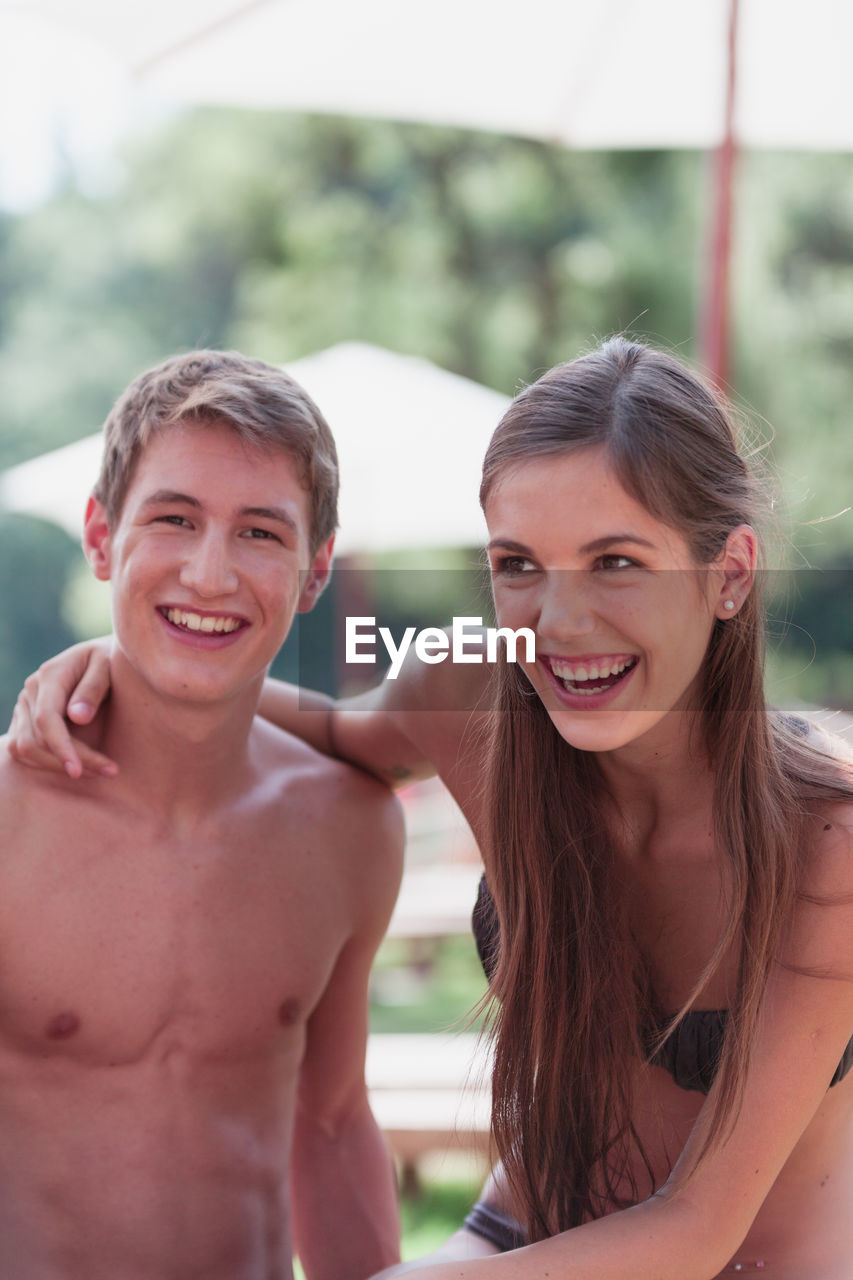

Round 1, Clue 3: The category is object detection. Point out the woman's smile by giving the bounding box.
[540,651,640,708]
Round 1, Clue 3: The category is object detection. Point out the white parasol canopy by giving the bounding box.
[0,342,509,553]
[16,0,853,151]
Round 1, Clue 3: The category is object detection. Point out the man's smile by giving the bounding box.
[160,607,246,635]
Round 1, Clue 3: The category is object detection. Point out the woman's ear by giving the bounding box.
[83,496,113,582]
[714,524,758,619]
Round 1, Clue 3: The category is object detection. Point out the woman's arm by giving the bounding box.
[5,639,420,784]
[256,676,437,789]
[258,630,494,791]
[7,631,493,797]
[369,1231,500,1279]
[368,1167,518,1278]
[366,808,853,1280]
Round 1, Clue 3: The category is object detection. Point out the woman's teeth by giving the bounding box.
[549,656,636,693]
[164,608,241,634]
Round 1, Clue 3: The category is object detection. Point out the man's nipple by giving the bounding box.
[278,998,301,1028]
[46,1012,81,1040]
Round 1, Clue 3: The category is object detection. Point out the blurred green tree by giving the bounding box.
[0,111,701,468]
[0,514,79,726]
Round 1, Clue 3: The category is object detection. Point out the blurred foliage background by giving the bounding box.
[0,108,851,719]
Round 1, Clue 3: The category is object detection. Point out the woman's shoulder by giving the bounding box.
[812,796,853,850]
[767,706,853,892]
[799,797,853,907]
[772,705,853,760]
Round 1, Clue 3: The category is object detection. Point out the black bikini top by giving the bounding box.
[472,875,853,1094]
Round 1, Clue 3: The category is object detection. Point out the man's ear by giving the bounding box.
[713,523,758,619]
[83,496,113,582]
[297,534,335,614]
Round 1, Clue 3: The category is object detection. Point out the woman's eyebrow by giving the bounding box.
[487,534,656,555]
[487,537,534,554]
[578,534,655,554]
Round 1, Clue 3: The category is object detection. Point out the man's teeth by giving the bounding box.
[164,609,241,634]
[550,657,634,682]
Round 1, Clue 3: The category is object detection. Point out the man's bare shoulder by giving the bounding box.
[251,718,404,932]
[252,714,391,791]
[251,718,403,850]
[0,735,70,810]
[0,738,95,867]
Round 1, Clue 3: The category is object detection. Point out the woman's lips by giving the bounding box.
[539,653,639,708]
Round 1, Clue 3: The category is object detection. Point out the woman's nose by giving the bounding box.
[536,571,595,642]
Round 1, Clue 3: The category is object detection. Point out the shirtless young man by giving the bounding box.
[0,350,403,1280]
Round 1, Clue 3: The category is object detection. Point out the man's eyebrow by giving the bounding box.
[140,491,300,535]
[240,505,300,534]
[141,489,202,509]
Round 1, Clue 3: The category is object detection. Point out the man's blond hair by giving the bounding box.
[94,350,338,552]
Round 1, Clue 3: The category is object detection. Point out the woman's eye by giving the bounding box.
[595,553,637,571]
[492,555,537,577]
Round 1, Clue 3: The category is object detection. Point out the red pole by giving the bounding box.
[701,0,740,390]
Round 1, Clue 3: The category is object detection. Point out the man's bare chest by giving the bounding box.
[0,800,350,1069]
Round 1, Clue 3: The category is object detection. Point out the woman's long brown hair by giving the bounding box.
[478,337,853,1238]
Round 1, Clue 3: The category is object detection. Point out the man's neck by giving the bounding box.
[90,662,263,827]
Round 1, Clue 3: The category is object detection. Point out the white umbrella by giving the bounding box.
[17,0,853,151]
[0,342,509,553]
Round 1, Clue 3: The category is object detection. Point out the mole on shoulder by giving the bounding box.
[46,1012,81,1040]
[278,998,301,1027]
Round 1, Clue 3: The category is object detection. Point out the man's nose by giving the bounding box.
[179,532,239,597]
[537,571,595,641]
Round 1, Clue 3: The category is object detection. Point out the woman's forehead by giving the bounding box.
[484,448,693,560]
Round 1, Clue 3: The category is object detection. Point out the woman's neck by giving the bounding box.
[594,710,716,845]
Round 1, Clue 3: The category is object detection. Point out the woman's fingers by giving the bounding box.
[65,646,113,724]
[8,689,79,775]
[7,641,118,778]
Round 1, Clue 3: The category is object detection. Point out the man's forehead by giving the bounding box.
[123,422,312,526]
[137,486,303,535]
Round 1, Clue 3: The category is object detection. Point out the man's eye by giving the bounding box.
[156,514,191,527]
[244,527,281,542]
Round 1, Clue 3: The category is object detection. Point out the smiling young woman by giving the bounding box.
[472,342,853,1250]
[373,340,853,1278]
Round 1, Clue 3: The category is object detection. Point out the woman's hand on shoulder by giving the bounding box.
[6,638,116,778]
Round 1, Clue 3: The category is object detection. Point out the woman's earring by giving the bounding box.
[723,599,735,612]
